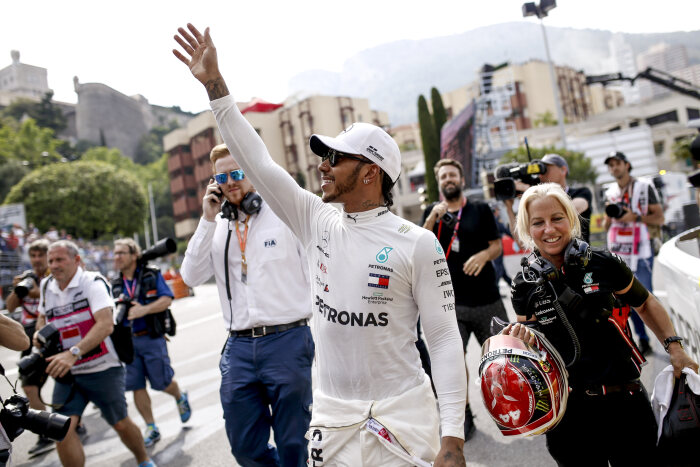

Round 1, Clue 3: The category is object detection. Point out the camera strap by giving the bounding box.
[437,199,465,259]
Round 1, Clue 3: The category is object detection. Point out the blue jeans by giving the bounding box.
[630,255,654,343]
[219,325,314,467]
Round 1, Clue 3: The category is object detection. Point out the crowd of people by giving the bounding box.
[167,22,698,467]
[0,224,116,306]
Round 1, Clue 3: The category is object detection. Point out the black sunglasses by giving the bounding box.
[321,148,369,167]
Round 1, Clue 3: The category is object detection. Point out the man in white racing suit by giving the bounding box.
[173,23,467,467]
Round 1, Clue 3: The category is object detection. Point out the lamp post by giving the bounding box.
[522,0,567,148]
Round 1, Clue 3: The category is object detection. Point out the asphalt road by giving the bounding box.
[0,256,672,466]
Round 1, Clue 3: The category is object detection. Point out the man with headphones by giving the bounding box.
[180,143,313,467]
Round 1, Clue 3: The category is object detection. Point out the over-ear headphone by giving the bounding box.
[563,238,591,270]
[221,191,263,221]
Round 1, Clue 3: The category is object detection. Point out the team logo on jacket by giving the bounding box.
[316,231,330,258]
[368,273,390,289]
[435,238,444,255]
[398,224,412,234]
[376,247,392,263]
[582,272,600,294]
[264,239,277,248]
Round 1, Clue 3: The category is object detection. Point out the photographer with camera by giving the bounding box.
[422,158,506,441]
[501,154,592,246]
[181,143,313,467]
[4,239,55,456]
[604,151,664,356]
[111,238,189,449]
[34,240,155,467]
[505,183,697,465]
[0,315,70,467]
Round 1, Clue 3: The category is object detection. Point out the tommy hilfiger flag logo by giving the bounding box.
[368,273,390,289]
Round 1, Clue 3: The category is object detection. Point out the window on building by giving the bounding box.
[687,108,700,120]
[184,167,194,175]
[187,189,197,198]
[629,120,639,127]
[646,110,678,126]
[653,141,665,156]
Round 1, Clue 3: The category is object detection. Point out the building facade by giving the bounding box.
[74,78,195,160]
[441,60,624,134]
[164,95,390,238]
[0,50,50,104]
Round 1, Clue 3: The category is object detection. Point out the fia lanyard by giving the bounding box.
[235,215,251,284]
[437,199,465,260]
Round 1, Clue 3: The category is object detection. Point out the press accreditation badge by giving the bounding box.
[451,237,460,253]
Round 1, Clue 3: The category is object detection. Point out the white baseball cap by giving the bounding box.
[310,123,401,183]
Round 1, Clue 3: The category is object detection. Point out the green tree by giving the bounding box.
[499,146,597,186]
[82,148,175,239]
[33,92,67,133]
[431,87,447,150]
[671,134,695,166]
[135,121,180,165]
[0,118,62,166]
[0,99,35,122]
[418,95,440,202]
[0,92,66,133]
[534,111,558,128]
[0,160,30,202]
[5,161,147,238]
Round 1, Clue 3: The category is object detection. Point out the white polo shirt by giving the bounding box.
[181,200,312,331]
[38,267,120,375]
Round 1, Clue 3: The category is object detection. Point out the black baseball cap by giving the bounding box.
[604,151,632,170]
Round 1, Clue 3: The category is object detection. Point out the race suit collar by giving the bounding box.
[341,206,390,225]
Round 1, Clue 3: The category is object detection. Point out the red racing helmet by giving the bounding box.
[478,329,569,437]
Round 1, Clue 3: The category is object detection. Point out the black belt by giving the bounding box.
[231,319,308,338]
[584,380,643,397]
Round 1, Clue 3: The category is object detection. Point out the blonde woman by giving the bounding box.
[505,183,696,465]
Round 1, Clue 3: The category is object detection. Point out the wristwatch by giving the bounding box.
[69,346,82,359]
[635,214,642,223]
[663,336,684,353]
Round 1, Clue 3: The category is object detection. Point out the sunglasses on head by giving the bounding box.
[214,170,245,184]
[321,148,369,167]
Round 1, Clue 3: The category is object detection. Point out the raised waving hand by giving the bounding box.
[173,23,229,100]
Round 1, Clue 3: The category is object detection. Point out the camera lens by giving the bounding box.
[14,277,35,300]
[605,203,625,219]
[23,409,71,441]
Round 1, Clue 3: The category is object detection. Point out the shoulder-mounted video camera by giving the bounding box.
[492,160,547,201]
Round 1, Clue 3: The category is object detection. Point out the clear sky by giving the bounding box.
[2,0,698,114]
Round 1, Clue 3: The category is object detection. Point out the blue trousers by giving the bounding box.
[630,255,654,343]
[219,325,314,467]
